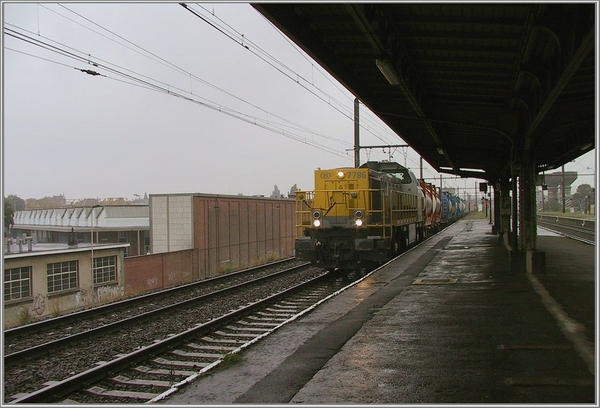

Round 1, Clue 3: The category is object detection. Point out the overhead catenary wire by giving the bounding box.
[4,23,352,159]
[6,4,443,180]
[4,45,180,97]
[181,3,443,180]
[23,5,352,147]
[5,48,350,162]
[18,3,401,159]
[247,6,401,146]
[255,8,401,145]
[180,3,400,149]
[33,5,352,147]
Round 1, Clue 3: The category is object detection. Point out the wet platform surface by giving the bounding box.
[158,218,596,405]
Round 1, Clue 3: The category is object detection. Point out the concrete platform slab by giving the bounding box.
[157,219,596,405]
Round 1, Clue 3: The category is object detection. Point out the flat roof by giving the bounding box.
[3,242,130,259]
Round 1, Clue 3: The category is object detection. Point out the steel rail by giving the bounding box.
[4,257,300,340]
[4,263,311,367]
[538,221,595,245]
[537,215,595,245]
[9,272,331,404]
[7,218,458,403]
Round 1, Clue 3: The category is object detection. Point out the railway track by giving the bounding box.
[7,268,366,404]
[4,258,305,357]
[537,214,595,244]
[4,259,321,401]
[5,222,456,404]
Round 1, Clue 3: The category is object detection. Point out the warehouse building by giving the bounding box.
[123,193,296,295]
[11,205,149,257]
[150,193,295,263]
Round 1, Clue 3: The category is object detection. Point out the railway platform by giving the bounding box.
[158,217,596,405]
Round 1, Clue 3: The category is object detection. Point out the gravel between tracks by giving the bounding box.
[3,266,324,402]
[4,259,306,353]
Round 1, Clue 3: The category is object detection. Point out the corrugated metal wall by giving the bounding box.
[193,195,295,276]
[126,194,296,296]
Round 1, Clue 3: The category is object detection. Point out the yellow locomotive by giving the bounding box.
[295,161,424,271]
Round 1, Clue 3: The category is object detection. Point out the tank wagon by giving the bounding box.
[294,161,468,271]
[419,179,441,238]
[441,191,467,224]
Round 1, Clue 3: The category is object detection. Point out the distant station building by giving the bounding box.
[537,171,579,212]
[3,233,129,328]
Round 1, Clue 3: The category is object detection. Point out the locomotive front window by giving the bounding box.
[391,170,412,184]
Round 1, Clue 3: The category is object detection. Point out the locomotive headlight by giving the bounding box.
[354,210,363,227]
[337,171,345,179]
[312,210,322,228]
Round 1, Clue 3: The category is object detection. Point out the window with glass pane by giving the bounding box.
[4,266,31,300]
[93,256,117,285]
[47,261,78,293]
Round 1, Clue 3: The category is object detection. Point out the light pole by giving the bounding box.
[488,192,492,224]
[90,205,102,289]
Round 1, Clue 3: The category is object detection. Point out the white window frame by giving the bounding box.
[4,266,32,301]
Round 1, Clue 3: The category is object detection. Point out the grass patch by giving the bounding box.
[16,309,33,326]
[216,353,243,371]
[462,211,488,220]
[220,264,238,274]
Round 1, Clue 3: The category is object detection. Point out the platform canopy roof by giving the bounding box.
[253,4,596,182]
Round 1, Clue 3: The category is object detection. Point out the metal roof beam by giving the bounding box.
[525,28,595,147]
[349,4,457,172]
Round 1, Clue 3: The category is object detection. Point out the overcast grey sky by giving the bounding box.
[2,2,596,202]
